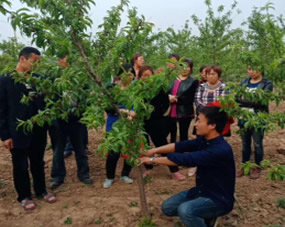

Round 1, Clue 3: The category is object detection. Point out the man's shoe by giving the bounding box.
[172,172,186,181]
[120,176,134,184]
[50,181,63,190]
[250,168,261,179]
[236,168,244,178]
[80,178,93,185]
[103,179,115,188]
[64,151,72,158]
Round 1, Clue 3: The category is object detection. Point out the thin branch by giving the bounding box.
[71,28,123,118]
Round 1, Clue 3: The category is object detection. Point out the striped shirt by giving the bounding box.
[195,82,229,113]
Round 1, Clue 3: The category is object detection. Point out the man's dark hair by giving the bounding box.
[18,47,41,61]
[138,65,154,79]
[199,106,228,134]
[168,53,180,61]
[183,58,194,74]
[199,65,207,73]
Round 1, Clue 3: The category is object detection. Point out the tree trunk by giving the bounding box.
[136,166,150,217]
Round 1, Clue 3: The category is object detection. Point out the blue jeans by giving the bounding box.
[161,190,226,227]
[240,127,264,165]
[51,120,90,183]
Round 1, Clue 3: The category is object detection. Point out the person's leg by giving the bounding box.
[121,160,132,177]
[68,121,90,181]
[178,117,192,142]
[83,125,89,151]
[252,128,265,165]
[240,128,252,164]
[106,150,120,179]
[29,126,48,197]
[169,117,177,143]
[64,136,73,157]
[249,128,265,179]
[10,148,32,202]
[161,190,189,217]
[177,197,227,227]
[51,122,67,185]
[48,121,57,151]
[148,118,179,173]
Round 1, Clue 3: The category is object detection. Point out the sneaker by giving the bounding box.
[250,168,261,179]
[172,172,186,181]
[236,168,244,178]
[80,178,93,185]
[188,167,197,177]
[120,176,134,184]
[50,181,63,190]
[103,179,115,188]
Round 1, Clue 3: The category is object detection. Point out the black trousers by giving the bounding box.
[10,126,47,202]
[144,117,179,173]
[169,117,193,143]
[106,151,132,179]
[50,120,90,183]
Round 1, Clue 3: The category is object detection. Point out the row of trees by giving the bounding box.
[0,0,284,216]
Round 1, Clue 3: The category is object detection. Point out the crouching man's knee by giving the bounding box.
[161,200,177,217]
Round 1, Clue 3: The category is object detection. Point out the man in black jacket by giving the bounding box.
[236,65,273,179]
[0,47,56,210]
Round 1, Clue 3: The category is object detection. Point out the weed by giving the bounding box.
[128,201,138,207]
[138,217,157,227]
[267,165,285,181]
[74,201,81,205]
[155,189,171,195]
[240,161,260,176]
[95,219,102,224]
[64,217,72,225]
[109,217,115,222]
[277,197,285,209]
[260,159,271,169]
[0,180,8,188]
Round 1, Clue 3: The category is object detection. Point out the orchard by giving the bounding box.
[0,0,284,226]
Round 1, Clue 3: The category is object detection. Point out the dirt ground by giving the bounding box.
[0,103,284,227]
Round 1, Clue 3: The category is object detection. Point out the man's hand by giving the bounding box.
[144,149,156,157]
[139,156,151,166]
[3,138,13,150]
[169,95,177,103]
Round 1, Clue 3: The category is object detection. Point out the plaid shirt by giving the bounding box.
[195,82,229,113]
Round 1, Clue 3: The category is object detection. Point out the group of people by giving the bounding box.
[0,47,273,227]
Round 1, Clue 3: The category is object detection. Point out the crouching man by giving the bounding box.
[140,106,236,227]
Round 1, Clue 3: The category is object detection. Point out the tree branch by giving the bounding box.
[71,28,123,118]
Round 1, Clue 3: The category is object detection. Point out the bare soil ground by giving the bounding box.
[0,103,284,227]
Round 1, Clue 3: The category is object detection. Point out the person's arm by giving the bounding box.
[144,139,201,157]
[144,143,175,157]
[0,76,13,149]
[238,81,273,109]
[194,85,205,112]
[139,156,178,166]
[167,146,228,167]
[177,79,198,105]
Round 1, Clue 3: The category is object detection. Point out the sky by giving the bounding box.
[0,0,284,45]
